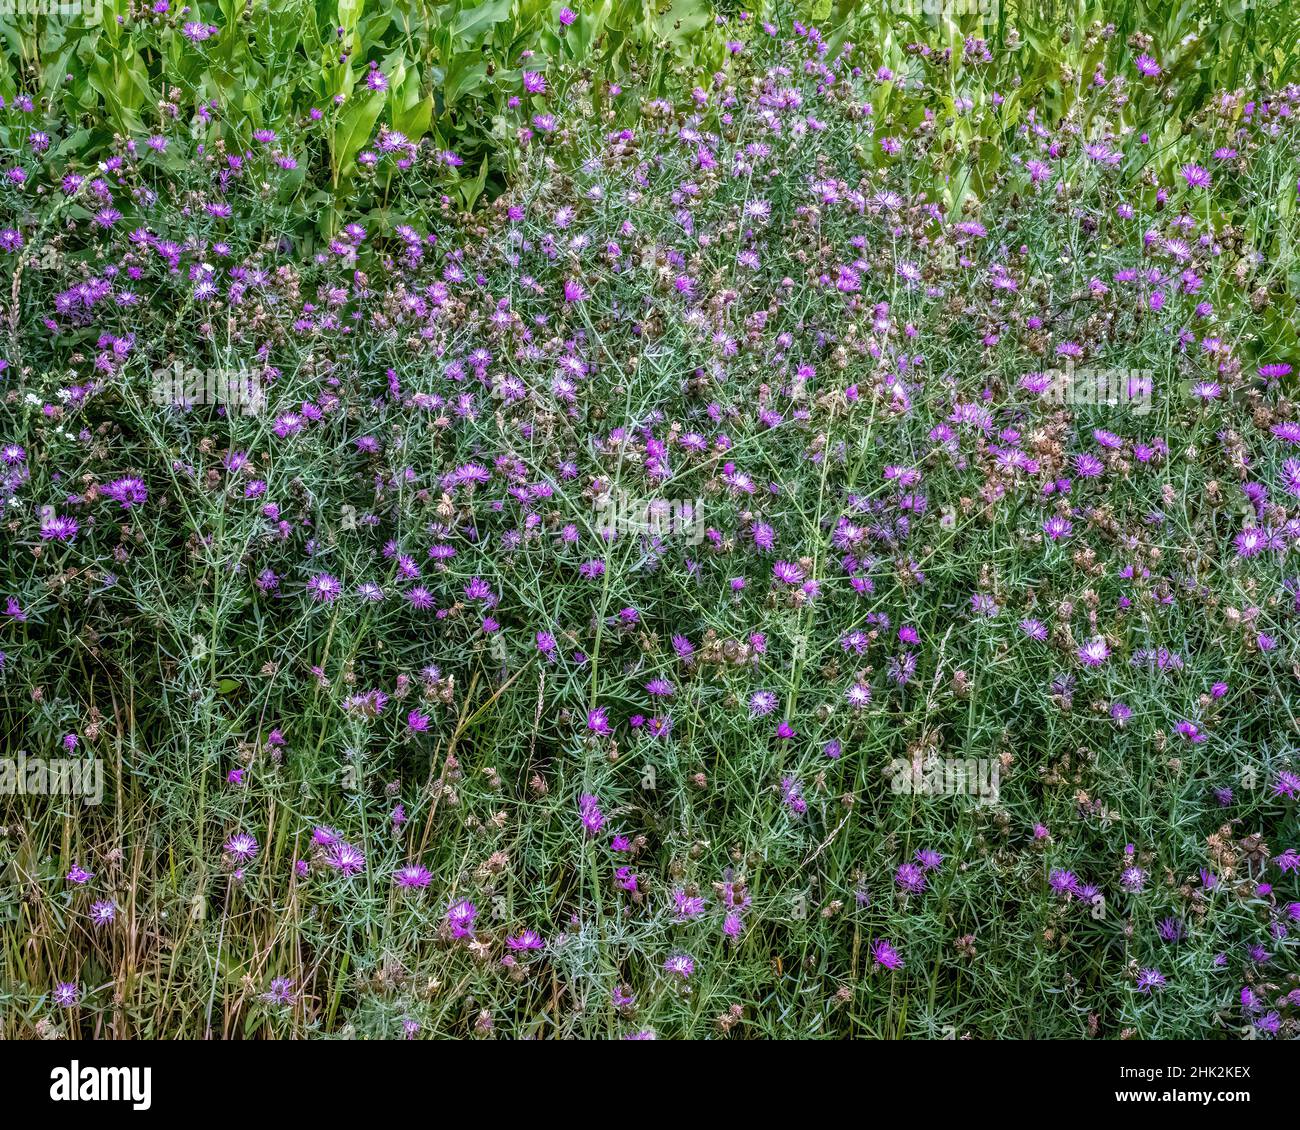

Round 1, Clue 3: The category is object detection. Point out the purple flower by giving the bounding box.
[224,832,258,863]
[1077,637,1111,667]
[579,793,605,836]
[663,953,695,979]
[871,938,904,971]
[773,560,804,584]
[325,842,366,875]
[1120,866,1147,893]
[671,889,707,919]
[407,709,431,732]
[781,775,806,814]
[895,862,927,894]
[1049,870,1079,898]
[102,476,148,508]
[447,899,477,938]
[915,848,944,871]
[40,515,79,541]
[1136,967,1166,993]
[261,977,295,1006]
[1274,770,1300,800]
[307,573,342,602]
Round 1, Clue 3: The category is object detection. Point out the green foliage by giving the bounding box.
[1,1,1296,240]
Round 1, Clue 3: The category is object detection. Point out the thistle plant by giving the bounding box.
[1,8,1299,1040]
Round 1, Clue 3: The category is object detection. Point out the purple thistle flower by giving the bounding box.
[663,953,695,979]
[1049,869,1079,897]
[871,938,904,971]
[579,793,605,836]
[1136,967,1166,993]
[223,833,258,863]
[895,862,927,894]
[40,515,79,541]
[306,573,342,602]
[102,476,148,508]
[447,899,477,938]
[393,865,432,889]
[325,842,365,875]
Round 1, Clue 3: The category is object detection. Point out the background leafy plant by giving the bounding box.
[1,0,1296,239]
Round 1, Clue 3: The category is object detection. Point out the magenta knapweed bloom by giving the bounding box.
[393,865,432,889]
[224,832,258,863]
[40,515,78,541]
[663,953,695,979]
[895,862,926,894]
[1049,869,1078,897]
[1077,637,1110,667]
[325,842,365,875]
[1274,770,1300,800]
[1136,967,1166,993]
[447,899,477,938]
[671,889,706,919]
[306,573,342,602]
[871,938,904,971]
[579,793,605,836]
[103,476,148,508]
[1120,866,1147,893]
[407,709,431,731]
[1074,453,1104,478]
[261,977,295,1005]
[781,775,806,814]
[773,560,804,584]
